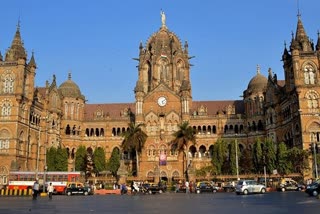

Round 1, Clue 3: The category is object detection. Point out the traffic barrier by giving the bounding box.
[94,189,121,195]
[0,188,32,196]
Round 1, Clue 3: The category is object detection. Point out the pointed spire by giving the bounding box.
[316,30,320,51]
[184,41,188,54]
[282,41,290,61]
[268,68,273,78]
[5,20,27,61]
[295,14,307,40]
[28,50,37,68]
[294,13,312,51]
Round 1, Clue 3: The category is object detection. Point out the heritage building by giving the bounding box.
[0,13,319,185]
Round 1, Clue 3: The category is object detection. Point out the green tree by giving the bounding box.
[264,139,276,174]
[229,139,240,175]
[93,147,106,176]
[276,142,291,175]
[107,148,121,178]
[239,147,254,174]
[287,147,309,174]
[171,121,196,180]
[121,122,148,177]
[55,147,68,171]
[211,139,227,174]
[75,145,87,172]
[46,147,57,171]
[252,139,263,173]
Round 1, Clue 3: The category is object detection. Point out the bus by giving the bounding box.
[7,171,82,194]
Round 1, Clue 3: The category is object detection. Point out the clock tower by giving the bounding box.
[133,12,193,180]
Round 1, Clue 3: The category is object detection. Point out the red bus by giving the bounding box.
[8,171,82,194]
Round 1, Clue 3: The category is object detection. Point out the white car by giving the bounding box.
[235,180,266,195]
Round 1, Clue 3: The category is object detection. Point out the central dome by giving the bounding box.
[247,68,267,93]
[58,73,84,99]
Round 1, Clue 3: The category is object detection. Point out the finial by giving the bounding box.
[284,40,287,48]
[17,17,21,31]
[297,0,301,18]
[291,31,294,39]
[317,30,320,37]
[256,64,260,74]
[68,72,71,80]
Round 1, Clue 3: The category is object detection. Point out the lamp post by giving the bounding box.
[43,165,47,193]
[36,126,41,178]
[235,138,239,181]
[313,142,318,179]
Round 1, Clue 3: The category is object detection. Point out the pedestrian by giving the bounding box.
[32,179,40,200]
[120,183,128,195]
[47,182,54,200]
[175,182,180,193]
[185,180,190,193]
[131,181,135,194]
[113,182,117,190]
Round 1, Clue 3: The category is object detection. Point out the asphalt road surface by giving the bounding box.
[0,191,319,214]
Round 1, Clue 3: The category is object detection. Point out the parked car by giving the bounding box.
[65,182,93,196]
[305,181,320,197]
[235,180,266,195]
[142,183,166,194]
[196,181,219,194]
[277,178,304,192]
[223,181,236,192]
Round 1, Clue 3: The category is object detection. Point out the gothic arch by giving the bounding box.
[171,170,180,178]
[0,165,9,186]
[146,171,155,178]
[189,145,196,158]
[160,170,167,178]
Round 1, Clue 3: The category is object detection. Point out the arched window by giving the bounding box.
[0,129,10,153]
[1,100,12,117]
[2,70,15,94]
[306,91,319,109]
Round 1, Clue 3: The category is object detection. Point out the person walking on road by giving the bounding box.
[185,180,190,193]
[47,183,54,200]
[32,179,40,200]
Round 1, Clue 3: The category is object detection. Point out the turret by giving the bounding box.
[5,21,27,62]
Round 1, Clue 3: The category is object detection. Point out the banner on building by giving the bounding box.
[159,153,167,166]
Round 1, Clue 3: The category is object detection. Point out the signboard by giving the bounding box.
[159,153,167,166]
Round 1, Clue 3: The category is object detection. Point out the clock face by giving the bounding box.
[157,96,167,106]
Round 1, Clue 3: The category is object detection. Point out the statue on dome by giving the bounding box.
[160,10,166,27]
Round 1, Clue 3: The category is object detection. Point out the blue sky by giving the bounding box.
[1,0,320,104]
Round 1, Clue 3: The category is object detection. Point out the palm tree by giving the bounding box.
[171,121,196,180]
[121,122,147,177]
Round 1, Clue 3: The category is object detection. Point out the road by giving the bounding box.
[0,191,319,214]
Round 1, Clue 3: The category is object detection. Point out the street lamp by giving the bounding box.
[43,165,47,193]
[313,142,318,179]
[36,126,41,178]
[235,138,239,181]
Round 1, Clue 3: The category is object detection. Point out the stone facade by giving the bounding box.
[0,14,320,185]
